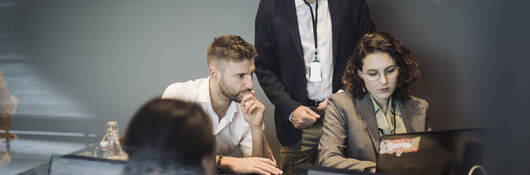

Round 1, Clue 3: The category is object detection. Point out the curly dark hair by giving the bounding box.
[342,32,421,100]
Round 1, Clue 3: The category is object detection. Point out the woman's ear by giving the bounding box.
[357,70,364,80]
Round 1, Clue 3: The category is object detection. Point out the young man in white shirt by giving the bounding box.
[162,34,282,175]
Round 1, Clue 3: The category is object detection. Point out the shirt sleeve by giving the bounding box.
[161,81,197,102]
[239,126,253,157]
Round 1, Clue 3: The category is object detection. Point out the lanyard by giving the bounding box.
[303,0,319,61]
[373,95,398,135]
[386,99,397,135]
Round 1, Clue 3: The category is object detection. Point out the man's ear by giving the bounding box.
[209,65,218,79]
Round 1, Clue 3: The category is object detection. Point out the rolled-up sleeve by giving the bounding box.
[238,126,253,157]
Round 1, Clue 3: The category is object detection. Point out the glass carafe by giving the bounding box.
[96,121,128,160]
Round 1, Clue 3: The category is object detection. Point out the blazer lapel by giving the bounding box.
[397,99,414,132]
[328,0,341,66]
[354,94,381,153]
[280,0,304,62]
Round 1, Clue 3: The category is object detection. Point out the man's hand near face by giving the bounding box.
[240,90,265,127]
[226,90,281,174]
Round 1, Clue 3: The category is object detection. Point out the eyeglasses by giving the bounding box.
[362,66,399,82]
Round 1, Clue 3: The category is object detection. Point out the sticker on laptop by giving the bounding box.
[379,136,421,157]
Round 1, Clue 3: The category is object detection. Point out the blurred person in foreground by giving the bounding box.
[123,98,216,175]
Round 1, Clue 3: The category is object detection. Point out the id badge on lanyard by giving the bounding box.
[305,0,322,82]
[308,50,322,82]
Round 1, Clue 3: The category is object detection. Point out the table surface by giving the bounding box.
[0,138,88,175]
[6,142,243,175]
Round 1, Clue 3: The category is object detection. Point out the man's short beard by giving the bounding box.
[219,79,249,103]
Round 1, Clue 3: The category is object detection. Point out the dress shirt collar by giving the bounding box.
[295,0,325,8]
[199,77,237,124]
[295,0,305,8]
[368,93,402,116]
[369,93,391,115]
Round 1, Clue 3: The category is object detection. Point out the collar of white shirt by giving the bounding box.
[198,77,239,134]
[295,0,325,8]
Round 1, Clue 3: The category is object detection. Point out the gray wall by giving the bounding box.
[13,0,262,139]
[12,0,284,158]
[8,0,530,174]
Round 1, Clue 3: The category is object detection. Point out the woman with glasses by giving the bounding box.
[317,32,430,173]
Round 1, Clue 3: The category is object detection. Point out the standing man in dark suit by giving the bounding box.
[254,0,375,174]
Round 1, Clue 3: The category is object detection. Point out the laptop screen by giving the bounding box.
[376,128,486,175]
[49,155,126,175]
[296,164,389,175]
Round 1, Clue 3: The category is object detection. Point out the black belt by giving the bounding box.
[306,99,323,107]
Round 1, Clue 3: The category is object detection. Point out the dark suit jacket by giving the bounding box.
[318,92,430,171]
[254,0,376,146]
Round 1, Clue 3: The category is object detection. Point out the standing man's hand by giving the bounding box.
[290,105,320,129]
[240,90,265,127]
[316,99,328,111]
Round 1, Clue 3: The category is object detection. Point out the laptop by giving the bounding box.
[48,154,126,175]
[296,164,390,175]
[376,128,486,175]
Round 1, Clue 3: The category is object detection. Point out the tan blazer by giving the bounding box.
[318,91,429,172]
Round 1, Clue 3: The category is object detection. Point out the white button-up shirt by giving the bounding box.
[162,77,253,157]
[296,0,333,101]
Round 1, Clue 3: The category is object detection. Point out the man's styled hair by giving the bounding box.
[342,32,421,100]
[124,98,214,166]
[207,34,257,65]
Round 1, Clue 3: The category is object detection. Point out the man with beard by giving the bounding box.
[162,34,282,175]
